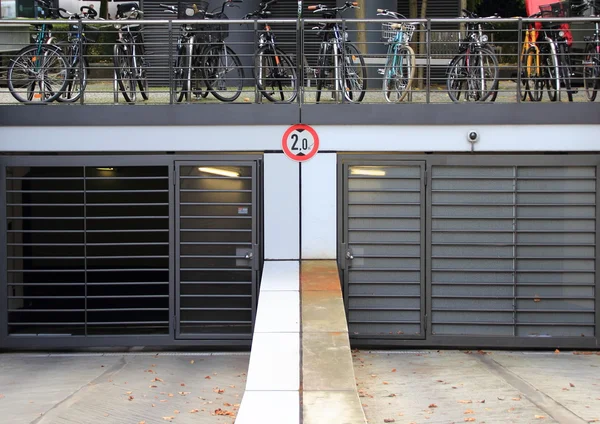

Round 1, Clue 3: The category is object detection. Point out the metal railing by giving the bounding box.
[1,15,600,105]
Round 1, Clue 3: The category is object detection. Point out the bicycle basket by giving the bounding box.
[381,22,415,44]
[178,1,209,19]
[539,1,570,17]
[204,12,229,42]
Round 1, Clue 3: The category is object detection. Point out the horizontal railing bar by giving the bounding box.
[180,308,252,311]
[433,256,594,260]
[432,282,595,287]
[433,269,594,273]
[180,294,251,298]
[180,321,252,324]
[180,216,251,219]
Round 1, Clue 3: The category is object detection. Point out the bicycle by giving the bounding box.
[245,0,298,103]
[53,5,102,103]
[377,8,417,103]
[518,12,544,101]
[446,9,499,103]
[580,0,600,101]
[7,0,69,103]
[308,1,367,103]
[162,0,244,103]
[113,2,149,103]
[537,0,585,102]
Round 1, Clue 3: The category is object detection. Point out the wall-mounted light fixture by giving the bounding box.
[198,167,240,178]
[350,168,386,177]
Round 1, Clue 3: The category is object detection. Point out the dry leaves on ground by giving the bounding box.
[205,376,211,379]
[555,349,560,354]
[464,418,476,422]
[535,415,546,419]
[464,409,474,414]
[570,383,575,387]
[189,409,199,413]
[162,417,175,422]
[429,404,438,408]
[391,369,397,372]
[152,377,164,383]
[384,419,395,423]
[214,409,235,416]
[458,400,473,404]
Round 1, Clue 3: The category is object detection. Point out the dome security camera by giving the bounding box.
[467,130,479,143]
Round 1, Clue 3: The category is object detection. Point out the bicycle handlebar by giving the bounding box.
[308,2,359,14]
[376,9,407,20]
[244,0,276,19]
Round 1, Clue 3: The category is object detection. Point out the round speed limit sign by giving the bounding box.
[282,124,320,162]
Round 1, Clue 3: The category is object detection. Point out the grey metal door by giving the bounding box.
[341,161,426,339]
[175,161,259,340]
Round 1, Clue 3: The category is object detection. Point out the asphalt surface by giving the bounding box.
[0,352,249,424]
[354,350,600,424]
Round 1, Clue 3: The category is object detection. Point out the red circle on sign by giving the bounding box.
[282,124,320,162]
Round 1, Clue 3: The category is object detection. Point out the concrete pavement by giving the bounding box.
[354,350,600,424]
[0,352,248,424]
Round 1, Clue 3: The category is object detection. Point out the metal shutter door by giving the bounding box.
[344,163,425,339]
[141,0,177,86]
[430,165,596,338]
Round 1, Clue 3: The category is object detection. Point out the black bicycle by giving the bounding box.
[113,2,149,103]
[54,5,101,103]
[245,0,298,103]
[308,1,367,103]
[580,0,600,101]
[446,9,499,102]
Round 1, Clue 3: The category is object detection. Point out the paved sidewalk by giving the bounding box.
[354,350,600,424]
[0,352,248,424]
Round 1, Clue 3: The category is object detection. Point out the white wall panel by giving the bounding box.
[301,154,337,259]
[264,154,299,260]
[1,125,598,152]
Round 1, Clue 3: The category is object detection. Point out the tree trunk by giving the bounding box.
[409,0,418,18]
[355,0,367,54]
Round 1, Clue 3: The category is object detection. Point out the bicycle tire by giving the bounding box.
[583,44,597,102]
[254,46,298,103]
[114,43,136,103]
[57,58,88,103]
[544,49,559,102]
[530,45,544,102]
[471,47,499,102]
[174,42,192,103]
[446,53,466,102]
[315,42,330,103]
[383,44,415,103]
[138,61,149,101]
[341,43,367,103]
[202,44,244,102]
[7,44,69,104]
[558,43,573,102]
[482,46,499,102]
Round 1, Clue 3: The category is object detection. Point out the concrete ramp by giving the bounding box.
[236,260,366,424]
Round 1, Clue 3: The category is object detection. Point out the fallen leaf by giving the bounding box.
[151,364,156,367]
[534,297,541,302]
[383,381,389,385]
[477,400,486,404]
[535,415,546,419]
[128,396,134,401]
[224,402,232,407]
[214,408,235,416]
[465,409,474,414]
[569,383,575,387]
[160,400,168,403]
[204,376,211,380]
[229,385,236,388]
[152,404,156,407]
[429,404,438,408]
[391,369,397,373]
[0,395,4,399]
[180,383,185,387]
[388,394,397,397]
[458,400,473,404]
[384,420,395,423]
[138,421,146,424]
[555,349,560,354]
[126,391,133,395]
[146,369,155,374]
[190,360,195,364]
[512,397,522,401]
[149,385,158,388]
[173,410,180,414]
[153,378,164,382]
[498,396,505,400]
[464,419,476,422]
[213,388,225,394]
[189,409,199,413]
[168,393,174,397]
[162,417,174,422]
[178,392,190,396]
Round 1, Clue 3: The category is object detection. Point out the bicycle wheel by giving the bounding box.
[315,42,330,103]
[469,47,498,102]
[544,48,559,102]
[383,44,415,103]
[557,43,573,102]
[529,46,544,102]
[174,42,192,103]
[254,46,298,103]
[341,43,367,103]
[446,53,466,102]
[583,44,597,102]
[114,43,136,103]
[138,58,149,101]
[7,44,69,104]
[202,44,244,102]
[57,58,88,103]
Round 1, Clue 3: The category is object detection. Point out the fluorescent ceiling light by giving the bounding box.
[198,167,240,178]
[96,167,115,171]
[351,168,386,177]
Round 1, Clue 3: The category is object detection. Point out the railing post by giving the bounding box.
[517,17,523,103]
[426,19,431,104]
[78,19,85,105]
[168,20,174,105]
[254,19,261,104]
[297,0,303,108]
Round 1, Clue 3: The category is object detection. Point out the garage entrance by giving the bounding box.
[339,155,599,348]
[1,155,262,348]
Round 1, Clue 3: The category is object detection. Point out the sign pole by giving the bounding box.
[297,0,303,104]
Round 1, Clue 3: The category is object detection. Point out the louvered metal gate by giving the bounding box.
[340,156,599,348]
[340,161,426,340]
[430,164,597,338]
[175,161,259,340]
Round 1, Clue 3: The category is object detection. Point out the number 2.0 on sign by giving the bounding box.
[282,124,320,162]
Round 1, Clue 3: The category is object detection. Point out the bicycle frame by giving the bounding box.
[521,26,541,78]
